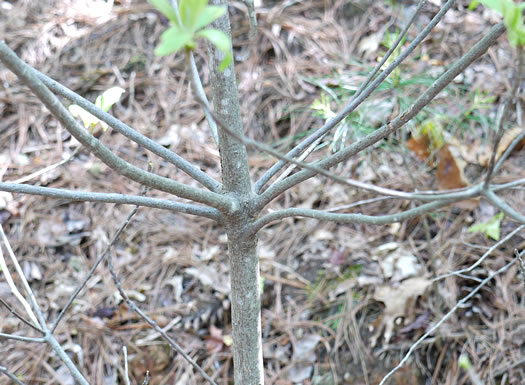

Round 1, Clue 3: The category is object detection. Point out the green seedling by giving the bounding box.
[468,212,504,240]
[150,0,232,70]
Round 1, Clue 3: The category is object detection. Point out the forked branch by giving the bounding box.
[255,21,506,210]
[0,42,234,213]
[254,0,456,193]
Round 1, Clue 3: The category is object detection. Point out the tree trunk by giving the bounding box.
[208,1,264,384]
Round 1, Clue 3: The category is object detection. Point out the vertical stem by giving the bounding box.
[208,3,251,194]
[207,1,263,384]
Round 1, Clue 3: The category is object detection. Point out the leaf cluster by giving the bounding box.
[150,0,232,70]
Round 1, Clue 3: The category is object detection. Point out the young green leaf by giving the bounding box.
[69,87,125,130]
[196,29,232,70]
[470,0,525,46]
[469,0,504,13]
[148,0,178,25]
[95,87,126,112]
[179,0,208,30]
[155,27,194,56]
[195,6,226,30]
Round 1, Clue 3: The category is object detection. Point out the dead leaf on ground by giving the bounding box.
[437,145,468,190]
[371,277,431,346]
[478,126,525,167]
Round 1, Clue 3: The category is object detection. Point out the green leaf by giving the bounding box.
[155,26,194,56]
[476,0,505,14]
[148,0,178,24]
[69,105,99,129]
[69,87,125,130]
[468,1,480,11]
[95,86,125,112]
[468,212,504,240]
[195,5,226,30]
[179,0,208,30]
[458,354,472,370]
[196,29,232,70]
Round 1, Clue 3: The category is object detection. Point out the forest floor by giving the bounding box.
[0,0,524,384]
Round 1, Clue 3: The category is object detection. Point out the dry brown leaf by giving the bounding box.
[371,277,431,346]
[478,126,525,167]
[406,136,431,160]
[437,145,468,190]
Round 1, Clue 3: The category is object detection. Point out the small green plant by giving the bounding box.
[149,0,232,70]
[468,212,504,240]
[381,29,406,87]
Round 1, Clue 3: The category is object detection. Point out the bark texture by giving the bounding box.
[208,1,264,384]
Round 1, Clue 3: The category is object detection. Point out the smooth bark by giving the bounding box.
[208,1,264,384]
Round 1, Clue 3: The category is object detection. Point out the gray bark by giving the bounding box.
[208,1,264,384]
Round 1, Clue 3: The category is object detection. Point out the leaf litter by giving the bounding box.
[0,0,524,384]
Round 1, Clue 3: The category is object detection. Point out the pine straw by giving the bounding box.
[0,0,524,384]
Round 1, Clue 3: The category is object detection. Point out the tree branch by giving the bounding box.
[0,42,234,213]
[254,0,455,193]
[248,198,465,235]
[0,333,45,343]
[0,365,28,385]
[254,21,506,211]
[22,55,221,193]
[433,224,525,281]
[483,189,525,223]
[0,182,222,220]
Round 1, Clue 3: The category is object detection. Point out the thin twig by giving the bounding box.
[0,333,46,343]
[12,146,81,184]
[433,225,525,281]
[0,365,27,385]
[0,226,40,327]
[484,46,524,188]
[378,256,519,385]
[0,182,222,221]
[108,250,218,385]
[0,298,44,333]
[483,189,525,223]
[51,169,151,332]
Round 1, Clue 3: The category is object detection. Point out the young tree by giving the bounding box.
[0,0,524,384]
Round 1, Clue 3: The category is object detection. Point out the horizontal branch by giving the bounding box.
[254,0,456,193]
[0,333,45,343]
[0,42,234,213]
[30,65,222,192]
[254,21,506,211]
[248,198,462,235]
[0,183,222,220]
[491,177,525,191]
